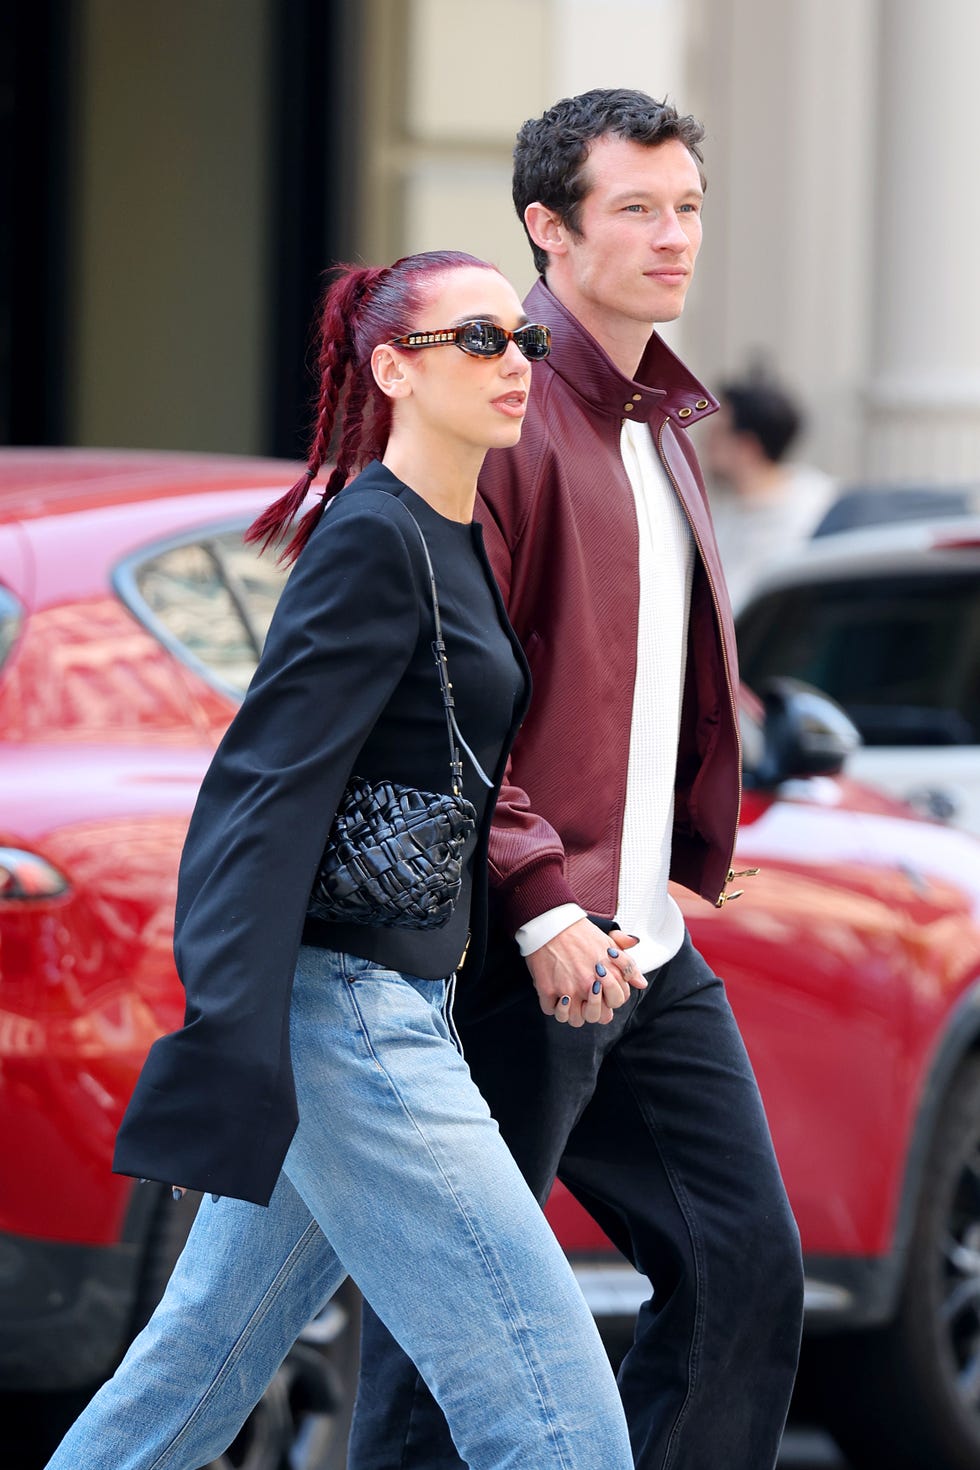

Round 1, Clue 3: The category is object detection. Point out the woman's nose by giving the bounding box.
[501,339,529,372]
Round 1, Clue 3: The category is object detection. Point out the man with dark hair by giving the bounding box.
[723,379,803,461]
[706,375,837,608]
[511,86,708,276]
[349,88,803,1470]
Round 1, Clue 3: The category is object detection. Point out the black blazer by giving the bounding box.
[113,463,529,1205]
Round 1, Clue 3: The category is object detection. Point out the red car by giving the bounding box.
[3,450,980,1470]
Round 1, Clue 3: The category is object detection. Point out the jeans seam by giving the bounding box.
[145,1215,325,1470]
[617,1050,706,1470]
[342,979,575,1470]
[403,1371,428,1470]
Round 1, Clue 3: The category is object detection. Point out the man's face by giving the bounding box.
[548,135,704,343]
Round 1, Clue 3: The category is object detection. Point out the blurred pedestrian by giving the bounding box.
[351,89,803,1470]
[42,250,633,1470]
[705,375,837,609]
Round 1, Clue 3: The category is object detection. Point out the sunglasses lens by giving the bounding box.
[455,321,551,359]
[516,325,551,360]
[458,321,506,357]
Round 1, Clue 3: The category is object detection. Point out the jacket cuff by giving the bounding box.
[498,859,580,935]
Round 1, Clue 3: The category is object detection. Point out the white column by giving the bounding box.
[866,0,980,482]
[546,0,694,356]
[681,0,878,478]
[362,0,696,302]
[548,0,688,119]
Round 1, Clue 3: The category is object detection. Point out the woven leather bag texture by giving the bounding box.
[308,776,476,930]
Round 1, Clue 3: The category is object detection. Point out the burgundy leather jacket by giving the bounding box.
[476,279,742,933]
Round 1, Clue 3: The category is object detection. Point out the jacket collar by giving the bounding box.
[524,277,717,429]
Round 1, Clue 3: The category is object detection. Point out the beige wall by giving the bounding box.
[682,0,879,476]
[361,0,690,303]
[69,0,271,452]
[64,0,980,478]
[359,0,980,485]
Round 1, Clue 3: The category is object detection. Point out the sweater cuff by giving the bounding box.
[515,903,589,957]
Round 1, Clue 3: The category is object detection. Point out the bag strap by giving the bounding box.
[399,505,493,794]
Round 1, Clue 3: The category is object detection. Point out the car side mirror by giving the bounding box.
[753,677,862,787]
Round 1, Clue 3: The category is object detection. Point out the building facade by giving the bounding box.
[4,0,978,485]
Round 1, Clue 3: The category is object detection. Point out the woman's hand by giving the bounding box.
[525,920,645,1026]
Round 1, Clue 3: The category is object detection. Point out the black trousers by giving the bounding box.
[347,930,804,1470]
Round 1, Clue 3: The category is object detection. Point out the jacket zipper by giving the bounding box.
[655,417,743,907]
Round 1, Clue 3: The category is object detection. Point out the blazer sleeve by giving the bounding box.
[112,494,421,1203]
[174,495,420,997]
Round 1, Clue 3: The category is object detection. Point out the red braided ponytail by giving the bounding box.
[246,251,498,562]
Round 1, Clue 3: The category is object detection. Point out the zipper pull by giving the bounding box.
[726,867,760,883]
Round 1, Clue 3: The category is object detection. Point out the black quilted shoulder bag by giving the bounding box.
[307,507,492,931]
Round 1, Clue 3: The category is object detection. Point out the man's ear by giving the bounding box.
[524,202,569,260]
[371,344,412,400]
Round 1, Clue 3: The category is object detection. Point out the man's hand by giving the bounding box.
[526,919,646,1027]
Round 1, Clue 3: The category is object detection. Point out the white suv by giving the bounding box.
[736,515,980,834]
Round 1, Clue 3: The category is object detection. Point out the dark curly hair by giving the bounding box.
[513,88,706,276]
[721,379,804,464]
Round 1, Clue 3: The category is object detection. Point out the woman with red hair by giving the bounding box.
[45,252,633,1470]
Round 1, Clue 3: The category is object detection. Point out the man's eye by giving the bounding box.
[623,204,646,213]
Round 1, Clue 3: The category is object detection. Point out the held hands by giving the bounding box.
[526,919,646,1027]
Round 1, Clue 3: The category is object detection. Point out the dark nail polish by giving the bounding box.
[592,978,603,993]
[172,1187,183,1202]
[629,934,640,941]
[560,995,571,1006]
[607,946,619,958]
[211,1194,221,1204]
[594,963,607,977]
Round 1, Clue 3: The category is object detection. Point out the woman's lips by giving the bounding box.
[492,393,527,417]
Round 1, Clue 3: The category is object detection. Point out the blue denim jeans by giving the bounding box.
[44,946,632,1470]
[352,932,803,1470]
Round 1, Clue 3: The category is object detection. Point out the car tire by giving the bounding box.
[133,1190,360,1470]
[807,1057,980,1470]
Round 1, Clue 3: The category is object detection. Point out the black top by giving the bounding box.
[302,473,524,973]
[113,461,530,1205]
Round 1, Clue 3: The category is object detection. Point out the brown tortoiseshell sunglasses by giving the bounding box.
[388,320,552,361]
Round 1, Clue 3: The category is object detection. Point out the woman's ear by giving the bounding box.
[371,344,412,400]
[524,202,568,259]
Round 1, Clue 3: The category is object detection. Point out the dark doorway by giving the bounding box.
[268,0,364,460]
[0,0,363,455]
[0,0,72,446]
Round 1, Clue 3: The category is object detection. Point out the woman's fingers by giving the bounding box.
[529,919,645,1026]
[552,990,613,1027]
[581,971,605,1025]
[546,959,634,1025]
[608,930,648,991]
